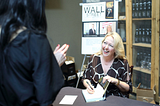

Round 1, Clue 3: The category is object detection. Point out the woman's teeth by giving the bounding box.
[104,50,109,53]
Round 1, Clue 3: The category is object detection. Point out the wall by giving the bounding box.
[45,0,83,70]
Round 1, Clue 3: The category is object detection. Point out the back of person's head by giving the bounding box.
[0,0,47,50]
[95,32,126,59]
[0,0,9,24]
[0,0,9,15]
[8,0,47,32]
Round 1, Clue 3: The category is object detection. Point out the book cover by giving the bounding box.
[106,1,114,19]
[98,76,110,95]
[82,77,110,103]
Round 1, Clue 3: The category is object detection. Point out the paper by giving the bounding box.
[82,84,105,103]
[59,95,78,105]
[82,77,110,103]
[82,83,104,99]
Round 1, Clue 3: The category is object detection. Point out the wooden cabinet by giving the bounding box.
[124,0,160,102]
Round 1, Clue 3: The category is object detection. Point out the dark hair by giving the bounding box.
[0,0,47,50]
[0,0,9,15]
[0,0,9,24]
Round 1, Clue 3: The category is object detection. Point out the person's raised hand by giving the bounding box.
[54,44,69,67]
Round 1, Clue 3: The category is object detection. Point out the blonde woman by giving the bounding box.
[82,32,132,98]
[106,25,112,34]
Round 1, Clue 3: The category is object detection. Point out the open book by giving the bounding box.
[82,77,110,103]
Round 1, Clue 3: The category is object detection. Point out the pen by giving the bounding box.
[86,81,93,90]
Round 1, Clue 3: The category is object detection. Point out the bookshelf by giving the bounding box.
[125,0,160,102]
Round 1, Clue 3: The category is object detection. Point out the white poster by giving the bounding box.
[82,1,118,22]
[82,2,106,22]
[81,1,118,55]
[81,37,103,54]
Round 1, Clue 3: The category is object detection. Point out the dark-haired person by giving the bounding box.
[0,0,67,105]
[0,0,9,27]
[0,0,69,68]
[0,0,9,105]
[82,32,132,98]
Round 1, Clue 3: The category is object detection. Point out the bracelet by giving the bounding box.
[116,79,120,86]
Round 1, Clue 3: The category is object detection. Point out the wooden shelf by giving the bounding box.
[118,19,126,21]
[134,67,151,74]
[132,18,152,20]
[125,0,160,102]
[132,43,151,48]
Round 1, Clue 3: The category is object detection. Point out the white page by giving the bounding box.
[82,83,105,100]
[59,95,78,105]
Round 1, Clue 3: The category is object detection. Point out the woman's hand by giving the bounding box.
[54,44,69,67]
[103,75,118,85]
[83,79,95,94]
[103,75,129,92]
[86,86,95,94]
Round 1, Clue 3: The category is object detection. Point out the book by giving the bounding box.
[106,1,114,19]
[82,77,110,103]
[98,76,110,95]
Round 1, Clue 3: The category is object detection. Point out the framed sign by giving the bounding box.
[82,0,118,22]
[106,1,114,19]
[82,2,106,22]
[83,22,99,37]
[100,22,116,36]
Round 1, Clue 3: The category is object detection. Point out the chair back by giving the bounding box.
[129,65,134,77]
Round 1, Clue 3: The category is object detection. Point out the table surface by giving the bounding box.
[53,87,158,106]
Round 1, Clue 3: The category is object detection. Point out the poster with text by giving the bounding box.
[81,1,118,55]
[82,0,118,22]
[82,2,106,22]
[81,37,103,54]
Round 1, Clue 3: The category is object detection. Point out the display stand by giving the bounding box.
[76,54,90,88]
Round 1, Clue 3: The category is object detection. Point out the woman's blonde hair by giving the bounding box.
[95,32,126,59]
